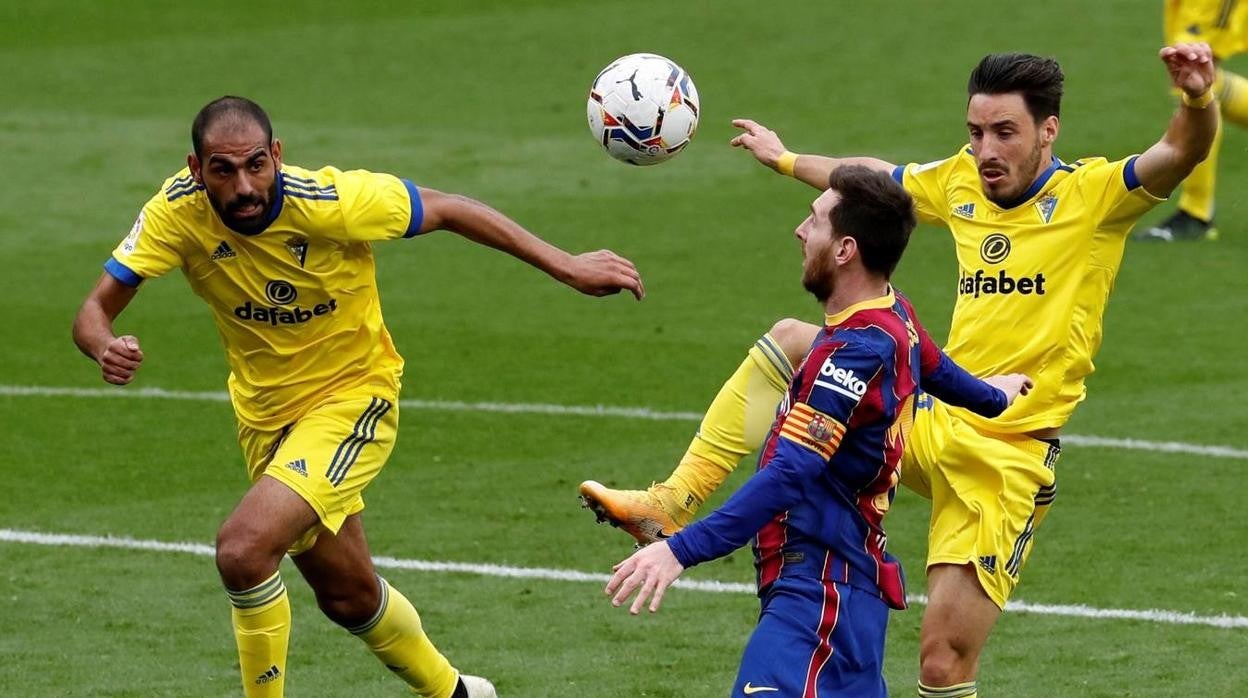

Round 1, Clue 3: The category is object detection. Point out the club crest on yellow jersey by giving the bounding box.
[1035,193,1058,223]
[285,236,308,267]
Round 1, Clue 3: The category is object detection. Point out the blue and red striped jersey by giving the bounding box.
[668,289,1007,609]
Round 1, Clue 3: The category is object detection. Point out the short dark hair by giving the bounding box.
[967,53,1064,121]
[191,96,273,158]
[825,166,916,279]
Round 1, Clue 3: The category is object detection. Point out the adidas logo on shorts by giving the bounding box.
[284,459,307,477]
[977,555,997,575]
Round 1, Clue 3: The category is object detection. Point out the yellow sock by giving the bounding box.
[349,577,459,698]
[1217,68,1248,128]
[662,333,793,514]
[918,680,977,697]
[227,572,291,697]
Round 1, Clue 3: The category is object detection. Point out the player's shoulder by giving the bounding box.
[1062,154,1136,175]
[1055,154,1142,193]
[282,164,406,203]
[899,145,975,178]
[815,321,894,367]
[280,164,344,202]
[158,167,205,209]
[143,168,209,236]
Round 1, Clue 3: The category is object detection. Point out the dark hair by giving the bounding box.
[191,96,273,158]
[967,53,1064,121]
[825,165,916,278]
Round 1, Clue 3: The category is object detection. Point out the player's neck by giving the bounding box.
[822,274,891,317]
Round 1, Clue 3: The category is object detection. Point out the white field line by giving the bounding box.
[3,384,1247,460]
[3,528,1244,630]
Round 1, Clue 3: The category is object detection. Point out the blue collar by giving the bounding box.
[222,170,285,236]
[996,155,1061,210]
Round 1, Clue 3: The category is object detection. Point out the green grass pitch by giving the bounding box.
[2,1,1246,695]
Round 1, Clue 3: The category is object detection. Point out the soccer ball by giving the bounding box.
[587,53,700,166]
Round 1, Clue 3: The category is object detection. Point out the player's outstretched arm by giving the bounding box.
[416,188,644,300]
[1132,42,1219,198]
[730,118,896,191]
[73,273,144,385]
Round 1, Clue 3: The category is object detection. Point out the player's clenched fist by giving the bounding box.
[98,335,143,385]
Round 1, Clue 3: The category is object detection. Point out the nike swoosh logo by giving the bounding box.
[743,683,779,694]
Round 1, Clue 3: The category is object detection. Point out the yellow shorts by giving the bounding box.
[237,390,399,555]
[900,397,1060,608]
[1165,0,1248,59]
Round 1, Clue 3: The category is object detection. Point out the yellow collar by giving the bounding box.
[824,288,895,326]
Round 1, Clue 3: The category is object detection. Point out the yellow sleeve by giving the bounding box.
[1073,156,1166,231]
[332,169,423,242]
[106,193,185,286]
[893,152,961,226]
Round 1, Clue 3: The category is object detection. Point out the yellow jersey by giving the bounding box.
[1164,0,1248,59]
[107,164,422,430]
[894,147,1163,434]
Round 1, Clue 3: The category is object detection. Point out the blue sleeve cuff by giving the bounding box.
[402,178,424,238]
[666,533,700,569]
[104,257,142,287]
[1122,156,1141,191]
[891,165,905,184]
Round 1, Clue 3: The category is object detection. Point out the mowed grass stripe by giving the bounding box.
[4,383,1247,460]
[2,528,1245,630]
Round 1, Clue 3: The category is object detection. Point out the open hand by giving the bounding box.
[604,541,685,614]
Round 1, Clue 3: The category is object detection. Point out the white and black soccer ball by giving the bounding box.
[587,53,700,166]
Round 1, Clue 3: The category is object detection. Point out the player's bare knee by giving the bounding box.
[768,317,820,366]
[215,521,282,589]
[919,636,976,686]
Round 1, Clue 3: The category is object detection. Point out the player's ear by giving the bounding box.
[271,138,283,167]
[188,153,202,183]
[836,235,858,266]
[1040,115,1059,147]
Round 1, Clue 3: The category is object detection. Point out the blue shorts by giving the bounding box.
[732,576,889,698]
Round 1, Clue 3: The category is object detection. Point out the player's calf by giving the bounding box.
[307,571,384,627]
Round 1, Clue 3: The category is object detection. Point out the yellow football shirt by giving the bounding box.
[1164,0,1248,59]
[894,147,1163,434]
[107,164,422,430]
